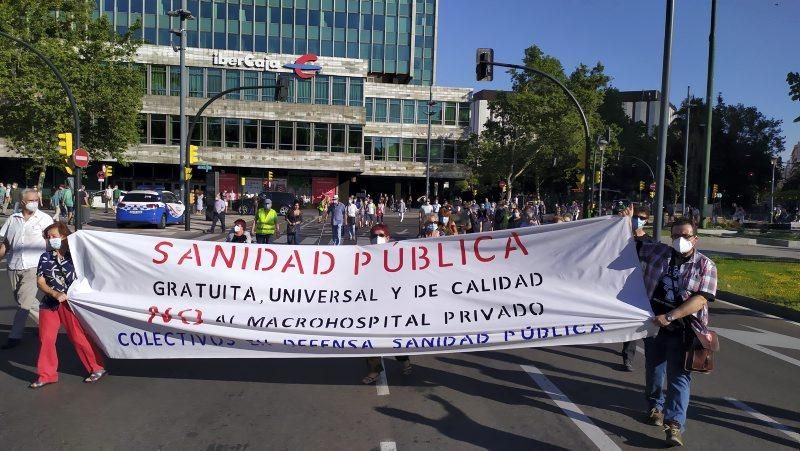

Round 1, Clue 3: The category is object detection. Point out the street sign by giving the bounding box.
[73,147,90,168]
[197,164,212,171]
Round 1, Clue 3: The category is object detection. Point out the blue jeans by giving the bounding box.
[644,331,692,431]
[331,224,342,245]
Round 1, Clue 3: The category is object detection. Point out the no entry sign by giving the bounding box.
[73,147,90,168]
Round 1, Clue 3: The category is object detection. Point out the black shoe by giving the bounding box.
[1,338,21,350]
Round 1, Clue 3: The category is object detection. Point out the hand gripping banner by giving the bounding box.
[67,217,656,358]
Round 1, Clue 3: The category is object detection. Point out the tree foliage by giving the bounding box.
[0,0,143,186]
[788,71,800,123]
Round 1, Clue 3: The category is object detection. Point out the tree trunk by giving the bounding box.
[506,175,514,203]
[37,162,47,203]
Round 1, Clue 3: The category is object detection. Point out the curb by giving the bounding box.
[718,290,800,322]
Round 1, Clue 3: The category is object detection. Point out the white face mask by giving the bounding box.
[672,237,694,254]
[49,237,62,250]
[25,201,38,213]
[371,236,387,245]
[234,225,242,233]
[442,217,450,225]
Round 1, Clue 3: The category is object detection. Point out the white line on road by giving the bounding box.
[521,364,621,451]
[376,357,390,396]
[724,397,800,444]
[379,441,398,451]
[716,300,800,328]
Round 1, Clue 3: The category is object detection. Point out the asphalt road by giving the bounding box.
[0,209,798,450]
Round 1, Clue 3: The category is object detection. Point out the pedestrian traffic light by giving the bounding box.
[475,48,494,82]
[189,145,199,164]
[275,74,290,101]
[184,166,192,179]
[639,181,645,191]
[57,132,73,157]
[64,160,73,175]
[649,191,655,198]
[105,165,113,177]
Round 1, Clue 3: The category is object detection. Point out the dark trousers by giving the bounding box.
[210,211,225,232]
[622,340,636,364]
[255,233,273,244]
[287,232,300,245]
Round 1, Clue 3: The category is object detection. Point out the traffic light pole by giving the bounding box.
[484,61,593,218]
[653,0,675,243]
[183,81,287,229]
[170,2,191,229]
[0,31,83,229]
[700,0,717,228]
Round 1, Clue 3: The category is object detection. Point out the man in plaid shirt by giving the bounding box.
[625,209,717,447]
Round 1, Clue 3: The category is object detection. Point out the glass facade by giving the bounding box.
[138,113,362,152]
[365,97,469,126]
[96,0,437,85]
[363,136,462,163]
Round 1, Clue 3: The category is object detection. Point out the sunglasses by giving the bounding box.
[671,233,696,240]
[371,233,386,238]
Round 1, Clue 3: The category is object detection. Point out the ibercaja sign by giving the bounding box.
[212,53,322,79]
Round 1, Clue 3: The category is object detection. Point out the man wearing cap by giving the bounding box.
[328,194,346,245]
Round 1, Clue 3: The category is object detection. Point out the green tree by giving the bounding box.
[0,0,143,188]
[788,71,800,123]
[665,161,685,206]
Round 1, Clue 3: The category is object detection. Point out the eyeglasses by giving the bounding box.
[370,233,386,238]
[671,233,696,240]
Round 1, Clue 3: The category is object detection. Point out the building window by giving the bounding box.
[225,118,241,148]
[151,114,167,145]
[363,136,372,160]
[169,66,180,96]
[348,125,362,153]
[389,99,401,123]
[190,117,203,146]
[151,65,166,95]
[365,97,374,121]
[332,76,347,105]
[260,120,276,149]
[430,140,442,162]
[444,102,457,126]
[296,122,311,151]
[415,140,426,162]
[401,138,414,161]
[386,137,400,161]
[349,78,363,106]
[444,140,456,163]
[297,78,312,104]
[279,121,293,150]
[207,68,222,97]
[417,101,429,124]
[262,72,277,101]
[189,68,204,97]
[373,137,384,160]
[429,102,442,125]
[243,119,258,148]
[137,64,148,95]
[225,70,240,100]
[374,98,387,122]
[314,123,329,152]
[207,117,222,147]
[243,71,259,101]
[137,114,148,144]
[314,75,329,104]
[458,102,471,126]
[330,124,345,152]
[170,115,181,145]
[403,99,415,123]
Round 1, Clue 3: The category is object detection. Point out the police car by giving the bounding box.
[116,190,185,229]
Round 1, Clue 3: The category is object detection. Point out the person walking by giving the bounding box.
[361,223,412,384]
[0,183,6,215]
[63,185,75,225]
[286,200,303,245]
[328,194,346,245]
[317,195,328,224]
[30,222,107,388]
[112,185,121,212]
[376,200,385,224]
[50,185,64,222]
[620,205,654,371]
[226,218,253,243]
[0,189,54,349]
[252,197,279,244]
[346,198,358,241]
[195,191,204,216]
[398,198,406,222]
[623,208,717,447]
[207,193,227,233]
[10,182,22,213]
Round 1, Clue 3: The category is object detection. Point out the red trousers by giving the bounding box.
[37,304,105,383]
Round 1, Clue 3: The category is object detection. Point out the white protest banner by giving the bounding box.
[67,216,656,359]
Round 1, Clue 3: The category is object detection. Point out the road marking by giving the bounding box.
[380,441,398,451]
[725,397,800,444]
[376,357,390,396]
[521,364,621,451]
[716,300,800,327]
[636,345,645,355]
[713,327,800,368]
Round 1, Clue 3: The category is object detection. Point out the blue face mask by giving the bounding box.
[632,217,647,230]
[425,223,437,232]
[49,237,62,250]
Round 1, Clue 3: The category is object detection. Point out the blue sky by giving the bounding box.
[436,0,799,160]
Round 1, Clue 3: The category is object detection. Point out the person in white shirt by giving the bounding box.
[104,185,114,213]
[346,199,358,241]
[0,189,54,349]
[398,198,407,222]
[432,198,441,214]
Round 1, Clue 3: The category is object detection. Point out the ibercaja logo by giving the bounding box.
[283,54,322,79]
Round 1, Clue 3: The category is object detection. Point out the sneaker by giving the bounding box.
[665,423,684,446]
[647,408,664,427]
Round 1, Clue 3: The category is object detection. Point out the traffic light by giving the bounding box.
[240,177,246,186]
[57,132,73,157]
[639,181,645,191]
[595,171,601,183]
[184,166,192,179]
[63,160,73,175]
[268,170,274,181]
[476,48,494,82]
[189,145,199,164]
[275,74,290,101]
[649,191,655,198]
[105,165,113,177]
[712,184,718,198]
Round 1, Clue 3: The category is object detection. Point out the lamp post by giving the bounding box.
[424,84,436,202]
[596,134,609,215]
[770,156,778,224]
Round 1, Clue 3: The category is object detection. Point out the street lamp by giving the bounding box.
[424,84,438,202]
[596,134,609,215]
[770,156,779,224]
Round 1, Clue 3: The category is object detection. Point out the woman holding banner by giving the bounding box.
[30,222,107,389]
[361,223,412,384]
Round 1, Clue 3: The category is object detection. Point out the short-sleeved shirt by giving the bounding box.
[637,241,717,331]
[329,202,346,225]
[36,250,76,310]
[0,210,53,270]
[214,198,227,213]
[63,189,74,207]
